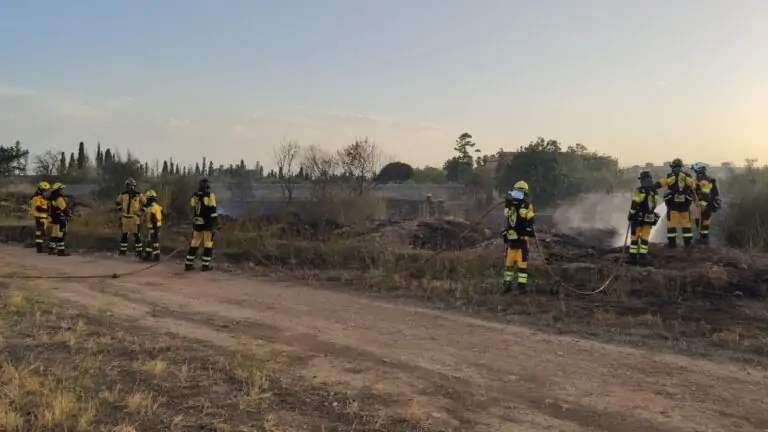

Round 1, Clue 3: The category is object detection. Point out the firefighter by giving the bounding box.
[29,181,50,253]
[654,158,697,248]
[627,170,662,265]
[141,190,163,261]
[115,178,147,257]
[184,178,219,271]
[500,180,535,294]
[48,182,71,256]
[690,162,722,245]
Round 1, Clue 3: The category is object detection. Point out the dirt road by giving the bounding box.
[2,245,766,432]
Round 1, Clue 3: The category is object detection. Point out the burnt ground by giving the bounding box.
[2,247,768,432]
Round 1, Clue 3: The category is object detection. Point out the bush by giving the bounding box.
[717,164,768,251]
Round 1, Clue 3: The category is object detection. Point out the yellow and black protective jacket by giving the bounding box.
[48,192,69,223]
[115,190,147,218]
[694,173,721,212]
[655,171,696,208]
[145,202,163,228]
[628,187,662,224]
[503,200,535,242]
[29,192,48,219]
[191,191,218,230]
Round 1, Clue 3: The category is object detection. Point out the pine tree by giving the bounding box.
[59,152,67,175]
[144,162,149,176]
[104,148,113,166]
[68,152,76,172]
[208,161,214,176]
[182,166,187,176]
[194,163,201,175]
[96,142,103,168]
[174,163,180,175]
[76,142,87,169]
[202,157,207,175]
[162,160,169,176]
[239,159,246,170]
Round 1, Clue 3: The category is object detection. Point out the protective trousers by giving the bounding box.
[666,208,692,248]
[145,226,160,261]
[48,221,68,256]
[503,239,529,293]
[693,206,712,245]
[120,216,143,256]
[34,217,48,253]
[185,229,214,270]
[629,223,652,262]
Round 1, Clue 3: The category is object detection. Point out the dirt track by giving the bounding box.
[2,245,767,432]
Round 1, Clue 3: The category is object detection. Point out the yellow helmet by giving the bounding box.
[513,180,529,192]
[50,182,65,191]
[37,181,50,191]
[145,189,157,198]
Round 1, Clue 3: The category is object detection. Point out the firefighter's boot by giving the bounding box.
[665,238,676,249]
[517,281,528,294]
[500,280,514,295]
[626,253,638,264]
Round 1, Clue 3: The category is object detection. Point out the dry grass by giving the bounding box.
[0,283,441,431]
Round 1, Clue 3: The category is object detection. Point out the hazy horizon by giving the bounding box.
[2,0,766,169]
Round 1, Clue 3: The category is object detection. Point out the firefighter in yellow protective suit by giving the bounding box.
[29,181,50,253]
[627,170,662,265]
[654,158,697,248]
[500,180,535,294]
[142,190,164,261]
[115,178,147,257]
[184,178,219,272]
[690,162,722,245]
[48,182,71,256]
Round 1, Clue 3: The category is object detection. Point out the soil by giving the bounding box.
[2,245,768,431]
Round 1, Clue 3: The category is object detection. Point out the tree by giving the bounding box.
[0,141,30,177]
[495,138,618,210]
[102,148,112,166]
[202,157,207,176]
[33,150,62,176]
[454,132,480,164]
[59,152,67,175]
[375,161,414,183]
[96,142,104,168]
[76,141,87,170]
[273,139,302,202]
[194,163,201,175]
[301,144,339,199]
[68,152,77,172]
[337,137,381,196]
[161,160,169,176]
[208,161,214,176]
[412,166,447,184]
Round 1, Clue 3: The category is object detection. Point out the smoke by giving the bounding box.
[551,193,667,247]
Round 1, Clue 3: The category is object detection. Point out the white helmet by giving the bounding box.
[691,162,707,172]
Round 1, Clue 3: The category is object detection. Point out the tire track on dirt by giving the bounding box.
[4,246,768,432]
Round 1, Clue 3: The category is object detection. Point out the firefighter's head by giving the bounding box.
[198,177,210,192]
[691,162,707,175]
[638,169,654,189]
[669,158,684,173]
[36,181,50,194]
[513,180,529,193]
[125,178,137,192]
[145,189,157,205]
[50,182,65,196]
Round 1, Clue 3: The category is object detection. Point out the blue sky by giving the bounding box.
[1,0,766,168]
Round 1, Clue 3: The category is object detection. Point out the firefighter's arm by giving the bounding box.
[150,208,159,229]
[208,193,219,227]
[653,177,669,189]
[519,203,535,220]
[115,194,123,211]
[697,179,712,204]
[139,194,147,206]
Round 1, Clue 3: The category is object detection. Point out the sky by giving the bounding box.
[1,0,767,169]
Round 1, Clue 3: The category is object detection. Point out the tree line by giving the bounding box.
[0,134,666,209]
